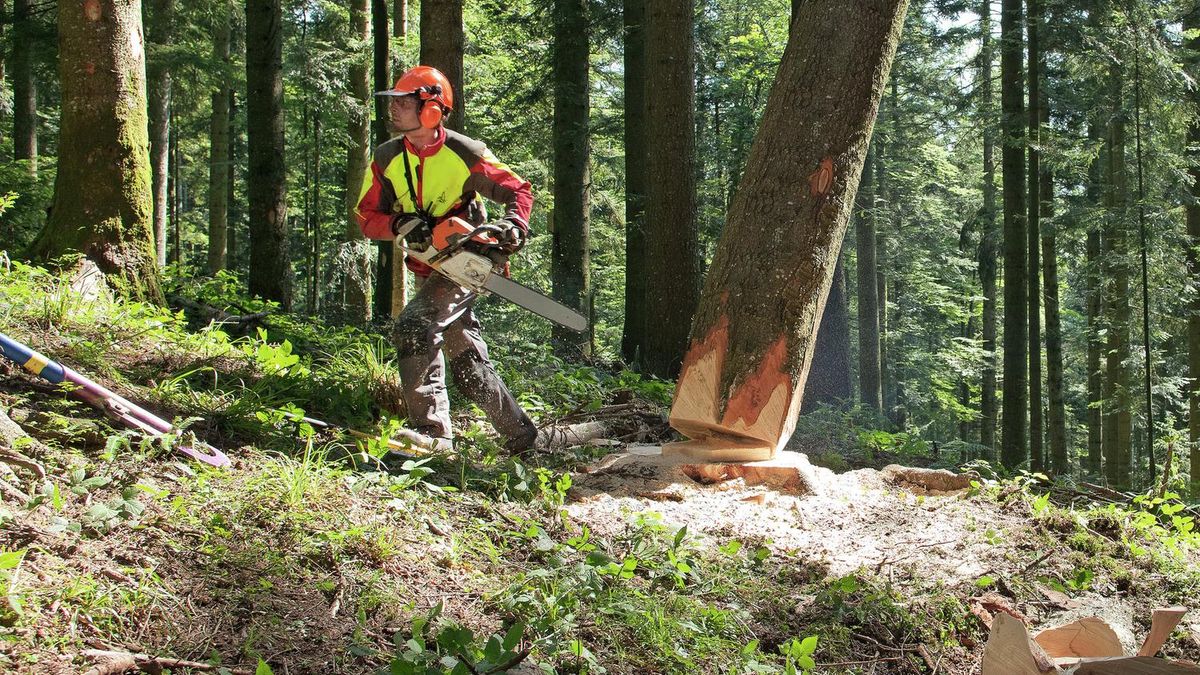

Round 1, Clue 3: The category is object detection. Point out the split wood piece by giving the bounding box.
[1034,617,1124,659]
[981,613,1061,675]
[538,421,615,450]
[881,465,976,492]
[1138,607,1188,657]
[665,0,908,463]
[82,648,254,675]
[1064,657,1200,674]
[677,450,822,496]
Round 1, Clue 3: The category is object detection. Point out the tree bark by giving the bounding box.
[551,0,591,357]
[419,0,464,132]
[803,251,852,411]
[1103,55,1132,489]
[146,0,173,268]
[1186,5,1200,499]
[12,0,37,171]
[622,0,648,366]
[370,0,393,318]
[979,0,998,457]
[1039,26,1067,477]
[393,0,406,38]
[1027,0,1043,473]
[1000,0,1027,469]
[29,0,162,303]
[246,0,292,308]
[668,0,909,461]
[856,145,882,413]
[208,1,231,274]
[344,0,373,324]
[642,0,701,379]
[227,90,240,272]
[1086,126,1105,478]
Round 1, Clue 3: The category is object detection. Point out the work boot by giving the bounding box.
[393,427,453,454]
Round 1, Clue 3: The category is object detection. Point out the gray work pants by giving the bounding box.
[392,272,535,446]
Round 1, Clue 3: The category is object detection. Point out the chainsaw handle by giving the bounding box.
[429,223,507,265]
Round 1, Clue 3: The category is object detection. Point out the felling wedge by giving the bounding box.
[981,607,1200,674]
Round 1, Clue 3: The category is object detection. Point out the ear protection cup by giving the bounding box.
[417,84,445,129]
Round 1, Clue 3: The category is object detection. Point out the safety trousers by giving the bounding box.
[392,273,536,450]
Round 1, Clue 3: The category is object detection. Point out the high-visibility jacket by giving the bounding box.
[355,127,533,276]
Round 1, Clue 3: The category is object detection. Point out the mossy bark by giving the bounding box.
[30,0,163,304]
[419,0,463,132]
[668,0,908,460]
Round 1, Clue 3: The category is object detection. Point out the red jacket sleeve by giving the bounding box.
[355,159,398,240]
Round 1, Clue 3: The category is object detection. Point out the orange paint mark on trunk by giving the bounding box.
[720,334,792,430]
[84,0,102,21]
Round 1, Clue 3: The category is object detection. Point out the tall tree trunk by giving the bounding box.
[146,0,173,268]
[171,112,182,265]
[311,112,322,315]
[880,81,898,421]
[622,0,648,366]
[12,0,37,171]
[393,0,406,38]
[1027,0,1043,473]
[803,251,852,411]
[979,0,998,457]
[1086,130,1105,477]
[30,0,162,303]
[344,0,373,324]
[208,1,231,274]
[856,145,882,413]
[228,90,241,273]
[1103,56,1132,489]
[1186,6,1200,499]
[246,0,292,308]
[642,0,700,379]
[1000,0,1027,469]
[551,0,591,357]
[419,0,464,132]
[669,0,908,461]
[370,0,393,319]
[1042,105,1067,476]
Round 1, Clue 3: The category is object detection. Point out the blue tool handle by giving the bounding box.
[0,331,66,383]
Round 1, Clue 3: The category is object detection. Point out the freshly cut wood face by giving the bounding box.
[1034,617,1124,659]
[668,315,803,461]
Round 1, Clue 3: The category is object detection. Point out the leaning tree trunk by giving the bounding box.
[642,0,701,379]
[419,0,464,132]
[208,1,231,274]
[668,0,909,461]
[621,0,648,366]
[12,0,37,172]
[246,0,292,308]
[29,0,163,303]
[551,0,591,357]
[344,0,373,324]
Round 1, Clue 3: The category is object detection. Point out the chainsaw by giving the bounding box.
[394,216,588,333]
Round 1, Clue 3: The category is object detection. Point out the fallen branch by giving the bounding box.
[0,447,46,479]
[82,649,254,675]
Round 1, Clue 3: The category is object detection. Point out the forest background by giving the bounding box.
[2,0,1200,499]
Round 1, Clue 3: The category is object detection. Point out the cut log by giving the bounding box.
[1066,657,1200,674]
[981,613,1061,675]
[1034,617,1124,659]
[666,0,909,461]
[678,450,822,495]
[1138,607,1188,657]
[881,464,976,492]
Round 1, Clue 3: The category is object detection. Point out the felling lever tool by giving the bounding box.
[395,216,588,333]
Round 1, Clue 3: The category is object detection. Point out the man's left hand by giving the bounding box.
[494,222,527,253]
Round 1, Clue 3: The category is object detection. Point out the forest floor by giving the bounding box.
[1,262,1199,674]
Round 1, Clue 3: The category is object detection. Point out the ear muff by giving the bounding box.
[417,85,445,129]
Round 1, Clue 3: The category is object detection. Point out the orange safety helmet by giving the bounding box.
[375,65,455,129]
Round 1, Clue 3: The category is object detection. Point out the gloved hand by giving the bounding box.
[391,213,432,248]
[493,221,527,254]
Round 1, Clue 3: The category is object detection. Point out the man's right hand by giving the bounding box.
[391,214,432,247]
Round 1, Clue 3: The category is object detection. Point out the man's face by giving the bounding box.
[389,95,422,133]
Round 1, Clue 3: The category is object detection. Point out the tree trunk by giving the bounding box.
[621,0,647,366]
[642,0,701,379]
[311,113,322,315]
[1000,0,1027,469]
[1103,58,1132,490]
[345,0,373,324]
[227,90,241,273]
[979,0,998,457]
[551,0,591,357]
[1040,31,1067,477]
[146,0,173,268]
[1186,5,1200,499]
[169,107,180,265]
[1027,0,1043,473]
[208,1,231,274]
[370,0,393,318]
[803,251,852,411]
[856,145,882,413]
[393,0,406,38]
[29,0,162,303]
[1086,139,1104,477]
[419,0,464,132]
[668,0,909,461]
[12,0,37,171]
[246,0,292,308]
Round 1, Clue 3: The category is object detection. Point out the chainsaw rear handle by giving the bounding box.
[429,222,507,265]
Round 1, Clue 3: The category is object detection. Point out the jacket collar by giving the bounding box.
[403,126,446,159]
